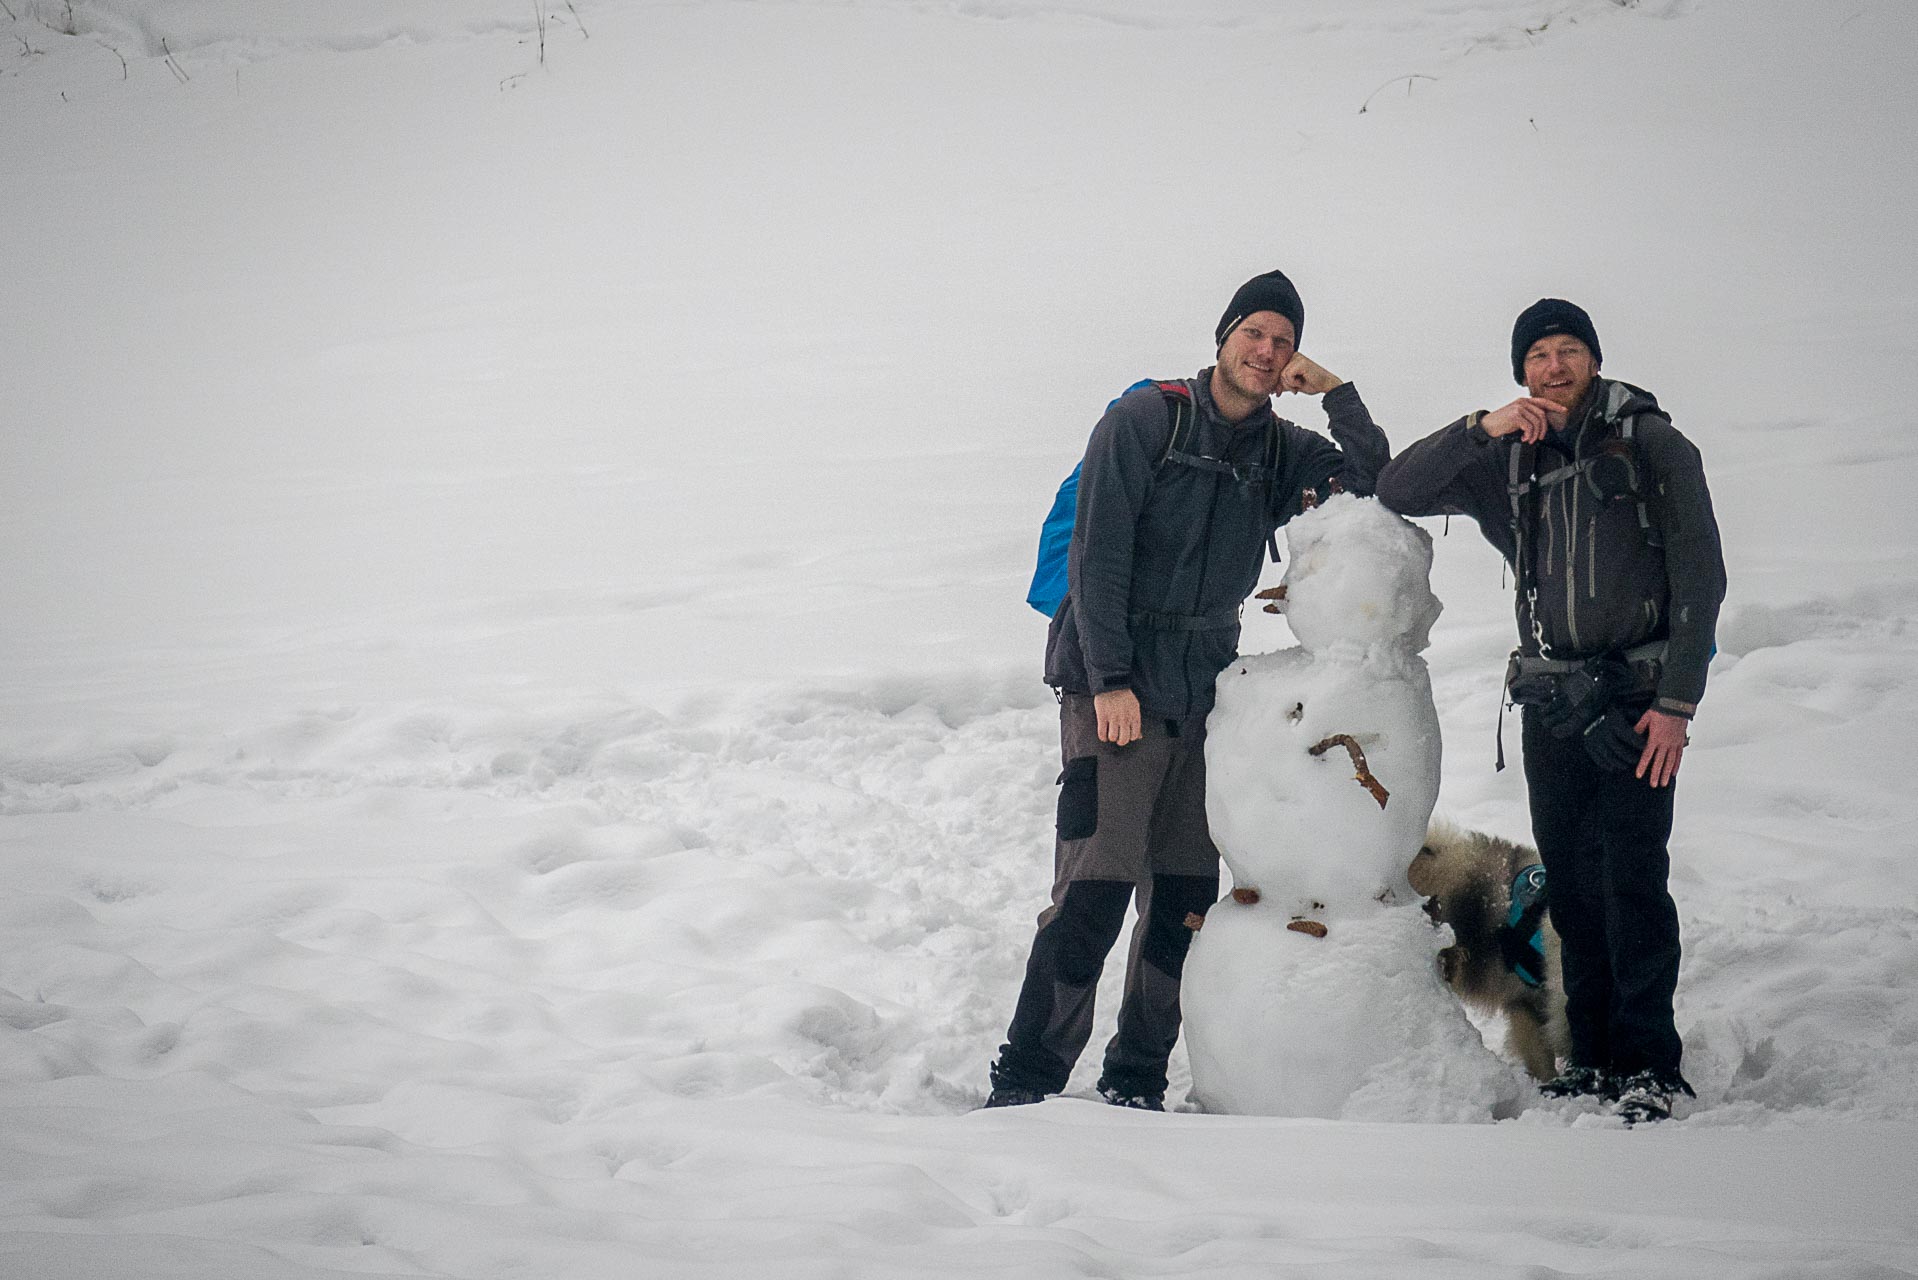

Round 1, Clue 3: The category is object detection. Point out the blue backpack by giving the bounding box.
[1025,379,1279,617]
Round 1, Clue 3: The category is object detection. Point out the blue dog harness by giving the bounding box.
[1503,864,1549,988]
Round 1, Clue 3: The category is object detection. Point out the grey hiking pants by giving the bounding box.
[991,693,1221,1098]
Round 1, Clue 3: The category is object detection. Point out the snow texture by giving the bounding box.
[4,0,1918,1275]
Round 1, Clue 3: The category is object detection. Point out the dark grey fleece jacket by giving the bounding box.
[1375,378,1726,717]
[1043,373,1390,720]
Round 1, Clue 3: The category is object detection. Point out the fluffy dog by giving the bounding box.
[1407,820,1568,1082]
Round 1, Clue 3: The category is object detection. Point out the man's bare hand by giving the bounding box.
[1635,708,1689,788]
[1480,397,1567,444]
[1278,352,1344,396]
[1094,689,1143,746]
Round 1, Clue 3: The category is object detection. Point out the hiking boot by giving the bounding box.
[1612,1070,1694,1126]
[982,1085,1047,1109]
[1097,1083,1165,1111]
[1538,1065,1614,1101]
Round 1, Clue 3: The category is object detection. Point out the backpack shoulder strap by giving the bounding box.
[1158,392,1289,563]
[1262,417,1286,562]
[1615,411,1663,546]
[1596,381,1670,544]
[1160,390,1277,485]
[1152,381,1195,465]
[1506,436,1535,541]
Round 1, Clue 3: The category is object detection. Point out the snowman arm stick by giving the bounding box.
[1308,734,1390,809]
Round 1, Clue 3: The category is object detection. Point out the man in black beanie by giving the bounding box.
[984,270,1389,1111]
[1509,297,1601,385]
[1377,299,1727,1125]
[1216,269,1307,349]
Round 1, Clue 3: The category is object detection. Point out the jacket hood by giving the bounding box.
[1593,378,1663,425]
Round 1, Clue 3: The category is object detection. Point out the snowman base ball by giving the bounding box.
[1182,897,1526,1122]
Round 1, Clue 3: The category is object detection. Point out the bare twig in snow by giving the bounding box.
[1358,73,1435,114]
[95,38,126,78]
[566,0,588,39]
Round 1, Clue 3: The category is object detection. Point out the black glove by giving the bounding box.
[1538,682,1585,738]
[1540,658,1632,740]
[1583,705,1646,772]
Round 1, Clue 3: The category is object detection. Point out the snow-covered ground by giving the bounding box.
[3,0,1916,1275]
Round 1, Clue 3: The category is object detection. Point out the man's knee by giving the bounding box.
[1139,873,1219,977]
[1044,880,1133,985]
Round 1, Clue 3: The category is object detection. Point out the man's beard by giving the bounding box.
[1223,357,1278,403]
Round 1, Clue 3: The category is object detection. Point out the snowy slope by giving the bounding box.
[3,0,1917,1276]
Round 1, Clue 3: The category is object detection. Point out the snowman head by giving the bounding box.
[1278,495,1441,655]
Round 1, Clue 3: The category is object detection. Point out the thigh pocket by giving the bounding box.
[1056,755,1099,841]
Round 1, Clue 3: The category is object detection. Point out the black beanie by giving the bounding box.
[1216,270,1305,348]
[1511,298,1601,383]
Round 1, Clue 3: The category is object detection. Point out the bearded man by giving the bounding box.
[1377,298,1727,1124]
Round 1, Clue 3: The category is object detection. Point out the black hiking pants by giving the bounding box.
[1522,704,1684,1079]
[991,694,1220,1100]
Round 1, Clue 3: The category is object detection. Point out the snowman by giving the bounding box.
[1181,493,1524,1121]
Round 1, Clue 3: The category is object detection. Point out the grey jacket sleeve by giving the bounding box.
[1066,393,1171,694]
[1374,415,1516,563]
[1272,382,1391,520]
[1640,420,1728,717]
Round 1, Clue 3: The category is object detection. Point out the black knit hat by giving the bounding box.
[1216,270,1305,348]
[1511,298,1601,383]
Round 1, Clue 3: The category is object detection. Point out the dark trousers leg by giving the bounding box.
[1097,871,1219,1097]
[1524,714,1611,1070]
[1523,707,1683,1077]
[1592,762,1682,1076]
[993,879,1132,1094]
